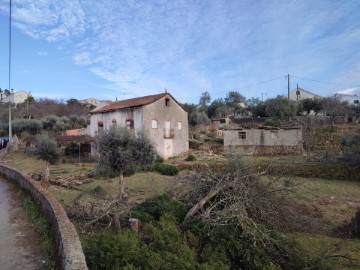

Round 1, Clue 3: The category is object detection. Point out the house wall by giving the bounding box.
[289,89,320,101]
[142,95,189,159]
[335,94,360,105]
[0,91,29,104]
[89,94,189,159]
[224,128,303,155]
[89,107,143,137]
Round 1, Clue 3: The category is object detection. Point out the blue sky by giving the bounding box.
[0,0,359,104]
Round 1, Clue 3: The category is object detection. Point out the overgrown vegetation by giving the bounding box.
[20,192,56,269]
[153,162,180,175]
[185,153,197,161]
[84,193,320,270]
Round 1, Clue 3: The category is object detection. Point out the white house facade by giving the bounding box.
[0,90,30,104]
[288,87,322,101]
[89,93,189,159]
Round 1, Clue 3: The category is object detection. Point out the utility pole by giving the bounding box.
[287,74,290,101]
[8,0,12,140]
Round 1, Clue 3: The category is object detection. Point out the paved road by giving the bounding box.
[0,179,47,270]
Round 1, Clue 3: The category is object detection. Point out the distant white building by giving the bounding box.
[0,90,30,104]
[334,88,360,105]
[288,87,322,101]
[79,97,101,107]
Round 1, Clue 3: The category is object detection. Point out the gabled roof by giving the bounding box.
[289,87,322,98]
[91,93,170,114]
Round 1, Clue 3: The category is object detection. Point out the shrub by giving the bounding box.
[85,230,143,270]
[154,162,179,175]
[185,153,196,161]
[155,156,164,163]
[264,118,282,127]
[131,193,187,223]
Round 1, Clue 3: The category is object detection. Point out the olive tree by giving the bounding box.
[34,134,60,187]
[96,126,157,199]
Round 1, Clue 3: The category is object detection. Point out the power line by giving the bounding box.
[239,75,286,89]
[291,75,360,88]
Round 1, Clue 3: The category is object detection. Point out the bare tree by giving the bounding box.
[176,154,297,248]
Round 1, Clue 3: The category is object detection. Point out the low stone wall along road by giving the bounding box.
[0,179,47,270]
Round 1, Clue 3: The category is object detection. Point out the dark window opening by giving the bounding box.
[126,119,134,130]
[354,100,359,104]
[98,122,104,134]
[238,131,246,139]
[165,98,170,107]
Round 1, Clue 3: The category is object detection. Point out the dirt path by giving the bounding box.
[0,179,47,270]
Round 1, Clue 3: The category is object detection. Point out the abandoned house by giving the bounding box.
[224,126,303,155]
[89,92,189,159]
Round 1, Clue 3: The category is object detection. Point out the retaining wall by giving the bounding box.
[0,164,88,270]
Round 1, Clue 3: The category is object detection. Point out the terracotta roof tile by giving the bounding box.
[91,93,168,113]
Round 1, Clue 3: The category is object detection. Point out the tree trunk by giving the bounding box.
[42,161,50,188]
[113,212,121,234]
[185,186,225,219]
[119,172,125,199]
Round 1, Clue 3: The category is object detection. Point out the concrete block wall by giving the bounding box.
[0,164,88,270]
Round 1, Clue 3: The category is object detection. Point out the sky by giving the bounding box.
[0,0,359,104]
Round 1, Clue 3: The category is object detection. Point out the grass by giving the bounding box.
[288,232,360,270]
[20,191,56,269]
[5,150,360,269]
[286,177,360,269]
[5,151,177,206]
[293,177,360,229]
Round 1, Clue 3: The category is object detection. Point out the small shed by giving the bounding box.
[224,126,303,155]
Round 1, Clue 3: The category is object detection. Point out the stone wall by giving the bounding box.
[0,164,88,270]
[225,145,304,155]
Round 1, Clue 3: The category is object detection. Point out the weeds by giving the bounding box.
[21,193,56,269]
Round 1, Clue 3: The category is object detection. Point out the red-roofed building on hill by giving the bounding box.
[89,92,189,159]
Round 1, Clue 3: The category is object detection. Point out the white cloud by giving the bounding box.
[1,0,359,101]
[73,52,91,65]
[37,51,48,56]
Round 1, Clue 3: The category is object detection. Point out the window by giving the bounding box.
[270,131,278,139]
[126,119,134,130]
[165,98,170,107]
[177,121,182,130]
[164,121,174,138]
[152,120,158,129]
[238,131,246,139]
[98,121,104,134]
[354,100,359,104]
[220,119,226,124]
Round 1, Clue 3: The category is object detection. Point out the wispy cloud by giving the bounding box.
[37,51,48,56]
[1,0,359,101]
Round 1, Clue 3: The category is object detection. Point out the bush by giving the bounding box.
[84,193,320,270]
[154,162,179,175]
[185,153,196,161]
[155,156,164,163]
[131,193,187,223]
[264,118,282,127]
